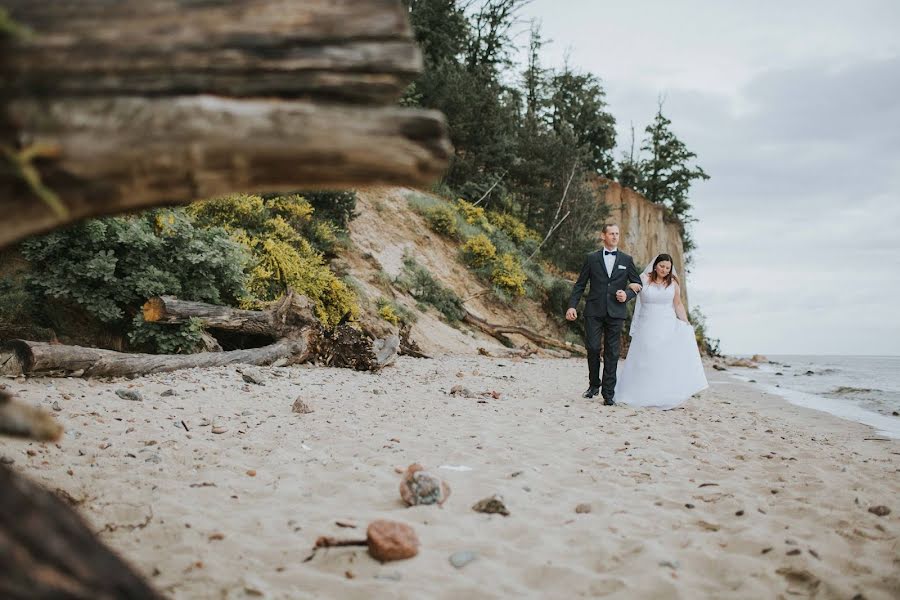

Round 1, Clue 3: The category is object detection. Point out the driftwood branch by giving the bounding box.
[1,337,313,379]
[0,463,164,599]
[0,390,63,442]
[462,311,585,355]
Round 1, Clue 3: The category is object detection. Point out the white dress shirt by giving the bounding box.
[602,247,618,276]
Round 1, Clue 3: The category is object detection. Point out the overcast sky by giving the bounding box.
[519,0,900,356]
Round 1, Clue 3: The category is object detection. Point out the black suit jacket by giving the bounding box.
[568,250,642,319]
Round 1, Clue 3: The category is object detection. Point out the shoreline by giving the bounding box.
[2,357,898,598]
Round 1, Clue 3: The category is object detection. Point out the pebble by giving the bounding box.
[0,456,14,465]
[868,505,891,517]
[145,454,162,464]
[575,503,592,514]
[241,371,265,385]
[292,397,314,414]
[212,426,228,434]
[115,389,144,402]
[449,551,478,569]
[161,389,176,397]
[472,494,510,516]
[51,401,62,412]
[450,385,474,398]
[399,463,450,506]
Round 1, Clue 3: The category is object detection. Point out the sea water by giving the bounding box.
[727,355,900,439]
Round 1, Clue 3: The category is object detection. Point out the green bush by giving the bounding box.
[396,256,466,322]
[19,210,248,352]
[128,315,206,355]
[301,190,358,230]
[689,307,721,356]
[461,234,497,268]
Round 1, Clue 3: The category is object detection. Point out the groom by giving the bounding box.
[566,223,642,404]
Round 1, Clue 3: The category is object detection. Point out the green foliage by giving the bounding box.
[490,253,527,297]
[396,256,466,322]
[21,210,247,323]
[189,195,358,327]
[129,315,206,355]
[461,234,497,268]
[300,190,359,230]
[689,307,721,356]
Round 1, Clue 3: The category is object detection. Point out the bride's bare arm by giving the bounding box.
[673,283,689,322]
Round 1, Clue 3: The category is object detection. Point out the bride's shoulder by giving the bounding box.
[640,273,649,282]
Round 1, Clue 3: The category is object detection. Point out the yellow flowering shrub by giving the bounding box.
[487,211,540,245]
[491,253,527,297]
[456,199,493,231]
[425,205,459,237]
[189,194,358,327]
[461,234,497,268]
[378,302,401,325]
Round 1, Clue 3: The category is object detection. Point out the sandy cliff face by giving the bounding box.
[592,178,689,307]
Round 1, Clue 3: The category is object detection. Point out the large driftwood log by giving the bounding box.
[143,292,318,339]
[463,310,586,356]
[2,336,313,378]
[0,462,164,600]
[1,0,419,102]
[143,293,401,371]
[0,0,452,251]
[0,98,450,249]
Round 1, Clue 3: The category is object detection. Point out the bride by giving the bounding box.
[615,253,708,410]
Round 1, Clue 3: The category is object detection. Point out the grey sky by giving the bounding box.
[519,0,900,355]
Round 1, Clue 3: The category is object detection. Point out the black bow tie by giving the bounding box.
[604,250,617,256]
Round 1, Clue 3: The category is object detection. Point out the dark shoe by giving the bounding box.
[582,386,600,399]
[603,397,616,406]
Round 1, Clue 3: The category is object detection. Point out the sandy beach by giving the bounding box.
[1,356,898,599]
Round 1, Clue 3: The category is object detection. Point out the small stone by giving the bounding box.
[735,510,745,516]
[0,456,14,465]
[208,532,225,541]
[575,503,592,514]
[450,385,473,398]
[659,560,679,570]
[893,411,899,416]
[241,371,265,385]
[449,550,477,569]
[786,549,801,556]
[51,401,62,412]
[212,426,228,434]
[246,469,257,477]
[685,503,695,509]
[472,494,509,516]
[145,454,162,464]
[868,505,890,517]
[161,389,176,397]
[99,442,111,450]
[399,463,450,506]
[292,397,314,414]
[115,389,144,402]
[366,520,420,562]
[712,364,727,371]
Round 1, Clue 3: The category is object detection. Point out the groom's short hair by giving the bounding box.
[601,223,619,233]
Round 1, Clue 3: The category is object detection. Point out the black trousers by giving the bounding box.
[584,314,624,399]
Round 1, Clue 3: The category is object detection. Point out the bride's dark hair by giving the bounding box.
[648,253,678,287]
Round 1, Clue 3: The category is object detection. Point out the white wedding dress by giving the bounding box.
[615,279,708,409]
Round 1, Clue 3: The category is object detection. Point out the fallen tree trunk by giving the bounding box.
[2,336,313,378]
[463,311,586,356]
[0,462,164,600]
[143,290,319,339]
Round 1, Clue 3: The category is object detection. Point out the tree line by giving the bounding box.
[401,0,709,268]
